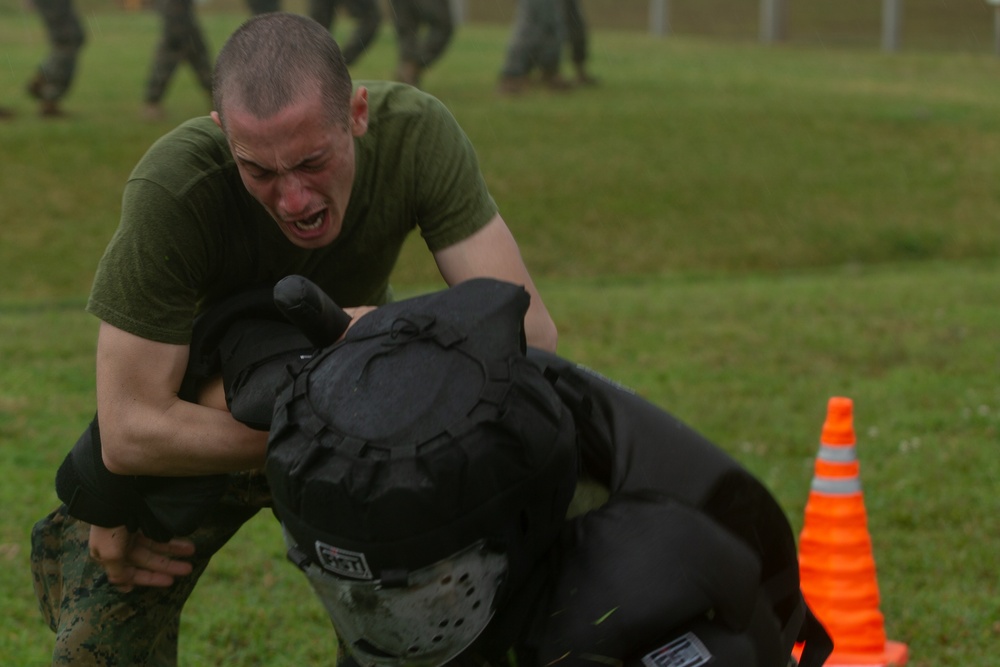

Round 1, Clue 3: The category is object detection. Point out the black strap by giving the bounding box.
[54,412,228,541]
[796,605,834,667]
[55,414,141,530]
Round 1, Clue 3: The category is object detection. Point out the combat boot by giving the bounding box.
[26,71,64,117]
[497,75,527,95]
[541,69,574,92]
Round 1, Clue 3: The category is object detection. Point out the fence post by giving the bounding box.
[450,0,464,25]
[882,0,903,52]
[989,0,1000,55]
[996,4,1000,56]
[759,0,788,43]
[649,0,670,37]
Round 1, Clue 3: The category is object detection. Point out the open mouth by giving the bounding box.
[293,210,326,232]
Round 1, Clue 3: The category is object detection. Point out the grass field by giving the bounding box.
[2,3,999,666]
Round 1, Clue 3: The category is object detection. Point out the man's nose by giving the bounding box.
[277,173,309,216]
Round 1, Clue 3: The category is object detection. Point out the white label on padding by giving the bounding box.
[641,632,713,667]
[315,541,374,580]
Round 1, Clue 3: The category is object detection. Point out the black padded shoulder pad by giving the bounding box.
[181,285,284,400]
[218,319,315,430]
[187,277,350,430]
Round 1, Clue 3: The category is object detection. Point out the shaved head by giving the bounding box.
[213,12,354,129]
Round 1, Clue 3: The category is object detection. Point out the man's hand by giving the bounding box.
[89,524,196,593]
[433,214,558,352]
[343,305,376,333]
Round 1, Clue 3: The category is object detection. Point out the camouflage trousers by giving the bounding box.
[30,471,272,667]
[559,0,589,66]
[499,0,565,77]
[32,0,86,101]
[144,0,213,104]
[309,0,382,66]
[389,0,454,67]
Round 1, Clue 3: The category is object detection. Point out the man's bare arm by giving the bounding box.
[433,213,558,352]
[95,321,269,476]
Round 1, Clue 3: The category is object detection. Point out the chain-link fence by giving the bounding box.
[455,0,1000,55]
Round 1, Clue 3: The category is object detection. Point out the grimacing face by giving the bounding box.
[213,87,369,250]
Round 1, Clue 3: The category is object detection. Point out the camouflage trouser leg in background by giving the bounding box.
[558,0,588,66]
[309,0,381,66]
[339,0,382,66]
[30,473,270,667]
[308,0,340,31]
[31,0,86,101]
[498,0,564,78]
[390,0,453,67]
[144,0,214,105]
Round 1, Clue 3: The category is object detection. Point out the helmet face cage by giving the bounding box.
[285,527,508,667]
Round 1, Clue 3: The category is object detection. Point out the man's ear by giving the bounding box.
[211,110,223,130]
[350,87,369,137]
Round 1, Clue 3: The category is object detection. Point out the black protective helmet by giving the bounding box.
[266,279,578,667]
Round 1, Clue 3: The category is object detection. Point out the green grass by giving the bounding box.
[2,5,999,666]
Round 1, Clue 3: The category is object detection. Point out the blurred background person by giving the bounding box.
[26,0,86,117]
[142,0,214,121]
[497,0,571,94]
[389,0,455,88]
[308,0,382,66]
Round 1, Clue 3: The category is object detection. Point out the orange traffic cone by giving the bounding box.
[795,397,909,666]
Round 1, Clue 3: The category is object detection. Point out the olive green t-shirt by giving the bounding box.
[87,82,498,344]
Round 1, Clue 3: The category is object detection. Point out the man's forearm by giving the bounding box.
[101,396,268,476]
[524,301,558,352]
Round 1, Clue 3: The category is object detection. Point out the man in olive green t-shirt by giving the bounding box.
[30,12,556,666]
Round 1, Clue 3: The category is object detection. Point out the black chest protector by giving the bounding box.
[484,350,831,667]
